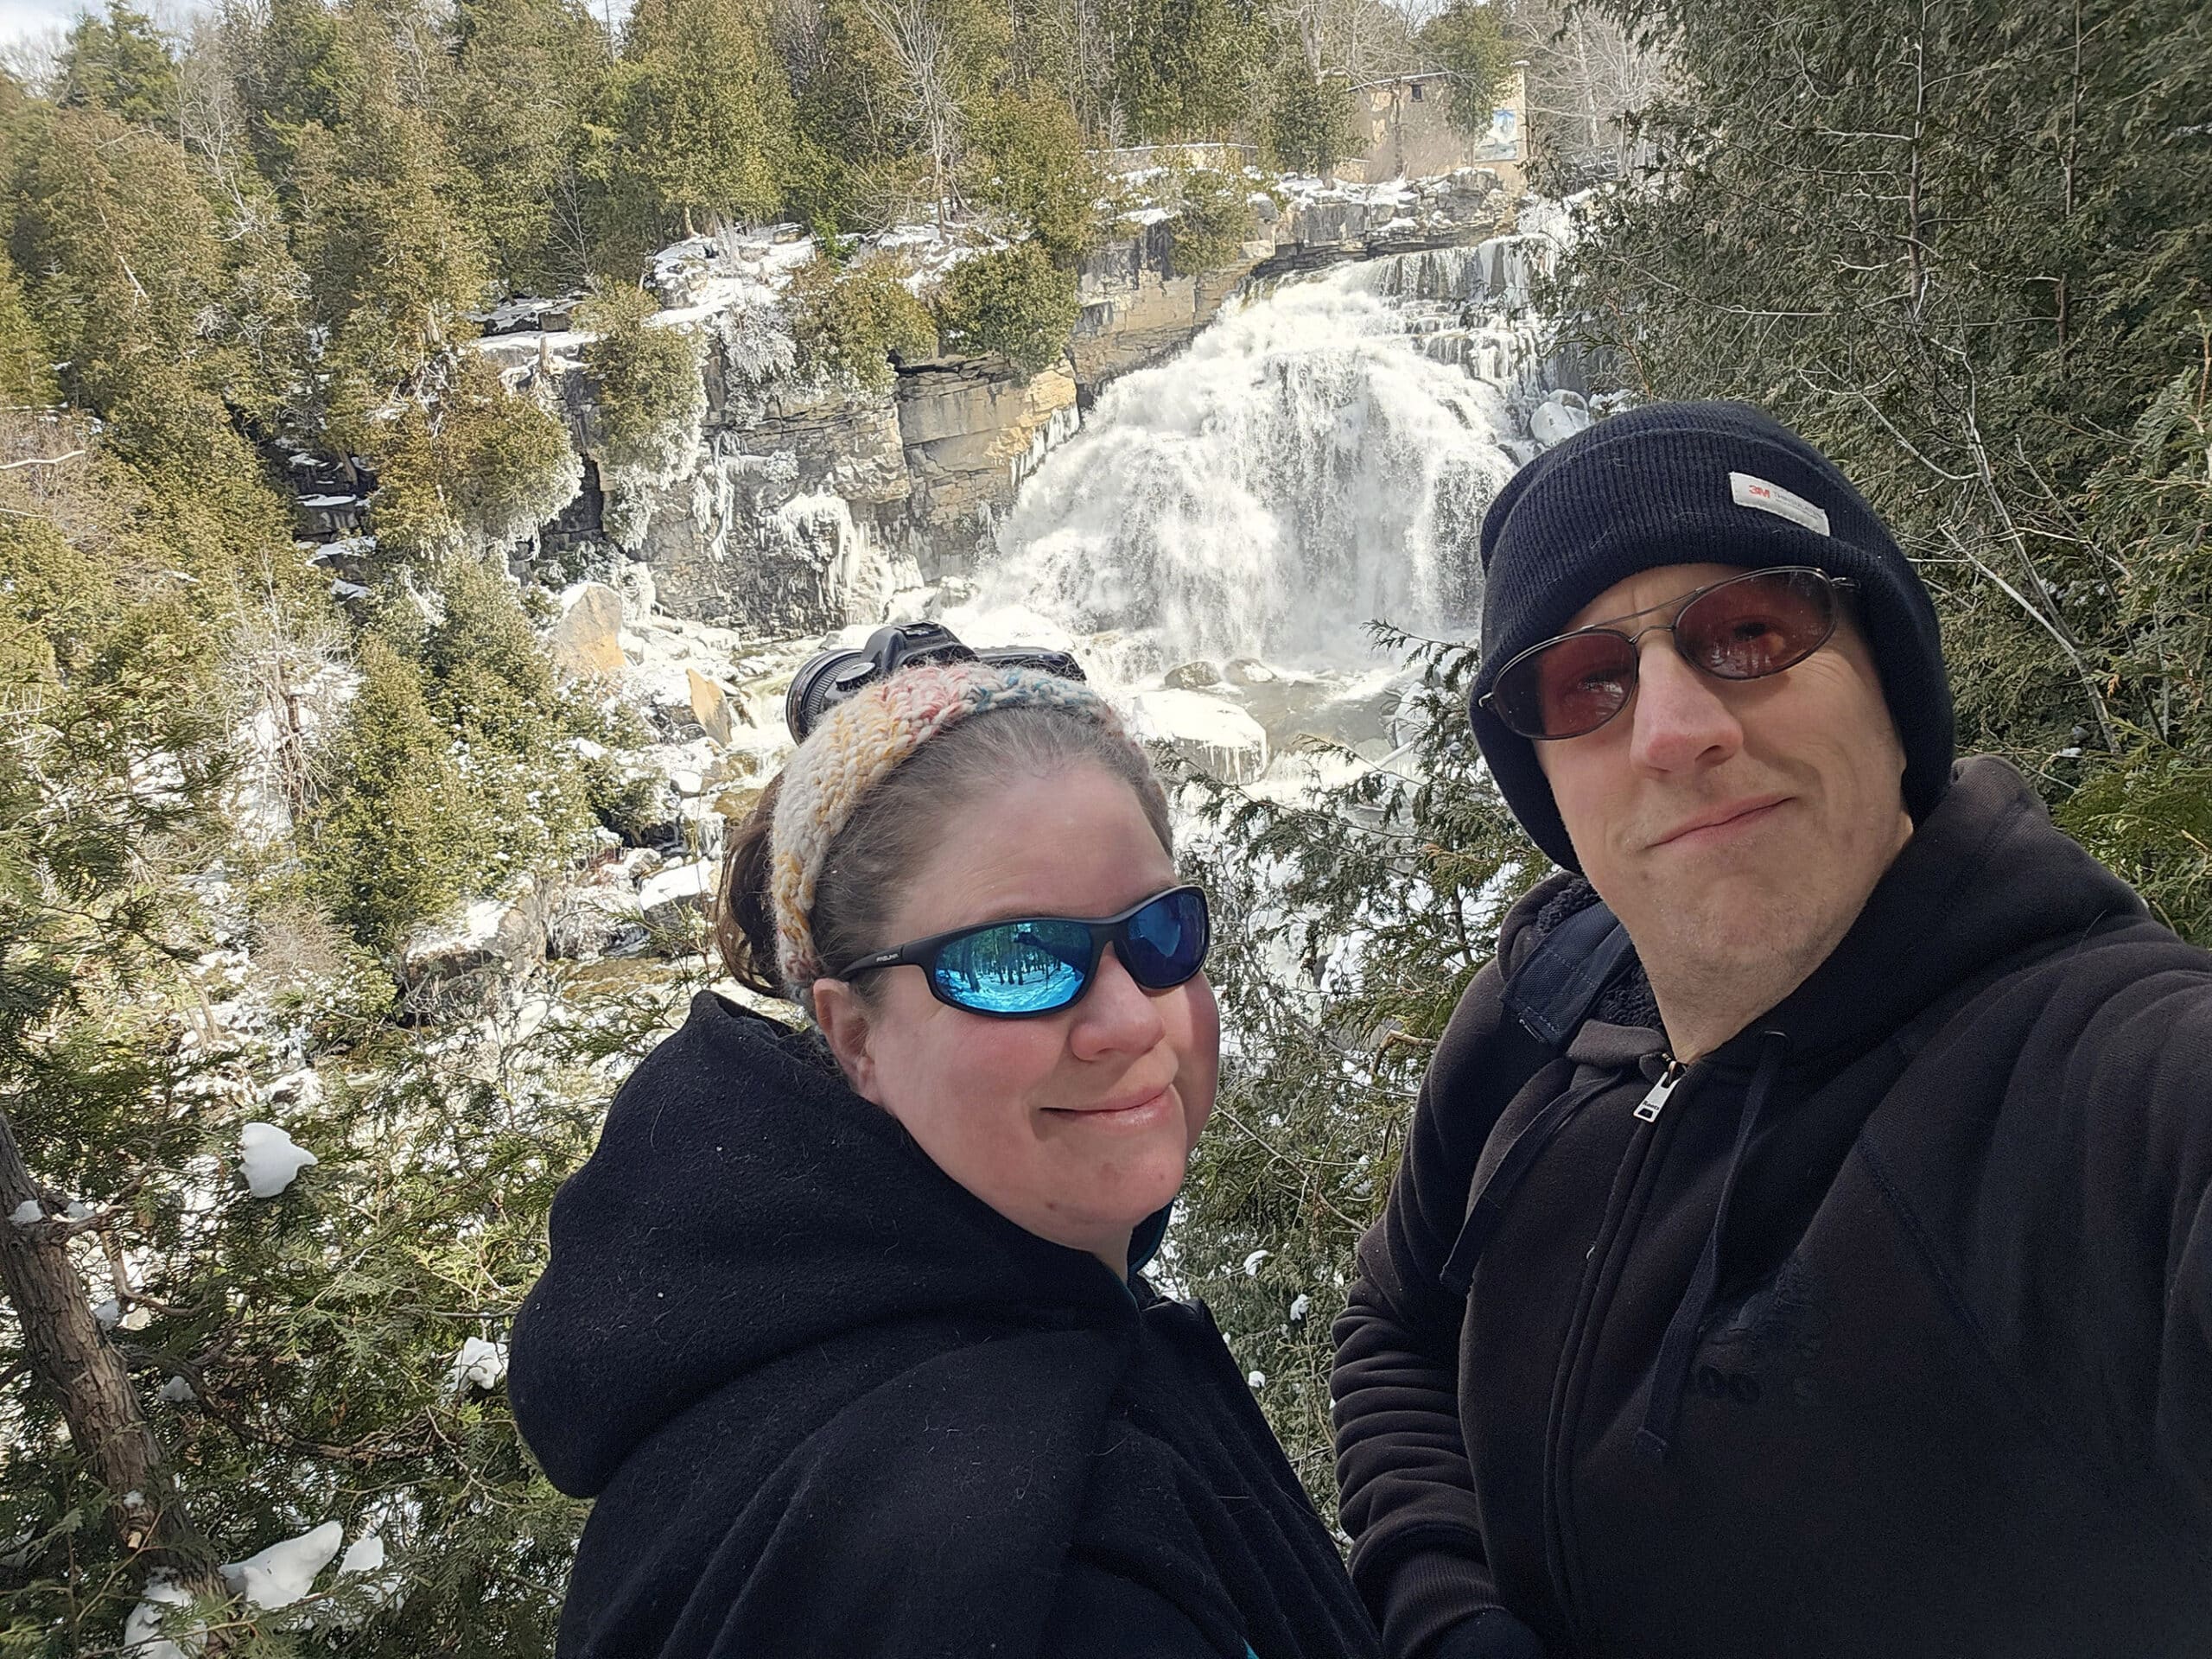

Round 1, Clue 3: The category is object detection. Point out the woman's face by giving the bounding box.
[813,763,1220,1277]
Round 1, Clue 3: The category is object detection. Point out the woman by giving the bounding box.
[509,653,1381,1659]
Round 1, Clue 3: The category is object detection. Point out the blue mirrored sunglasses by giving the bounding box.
[831,886,1211,1017]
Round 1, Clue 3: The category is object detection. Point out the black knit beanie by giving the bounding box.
[1470,400,1954,872]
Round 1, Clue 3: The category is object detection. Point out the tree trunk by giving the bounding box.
[0,1106,225,1593]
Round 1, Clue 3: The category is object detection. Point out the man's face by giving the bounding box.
[1535,562,1914,1016]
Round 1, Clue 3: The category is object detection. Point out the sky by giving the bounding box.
[0,0,202,55]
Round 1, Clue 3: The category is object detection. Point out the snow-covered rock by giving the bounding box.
[222,1520,344,1610]
[397,885,548,989]
[546,886,648,962]
[238,1122,317,1198]
[638,857,718,946]
[1529,389,1592,448]
[1128,690,1270,785]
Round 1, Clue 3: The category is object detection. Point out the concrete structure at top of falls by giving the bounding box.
[487,170,1520,644]
[977,222,1586,671]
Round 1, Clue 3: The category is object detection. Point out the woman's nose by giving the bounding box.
[1068,946,1167,1058]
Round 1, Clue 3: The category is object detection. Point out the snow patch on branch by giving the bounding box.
[238,1122,317,1198]
[222,1519,345,1609]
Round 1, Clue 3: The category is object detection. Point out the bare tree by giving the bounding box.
[856,0,966,231]
[1506,0,1669,180]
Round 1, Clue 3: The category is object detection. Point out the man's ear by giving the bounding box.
[811,978,880,1101]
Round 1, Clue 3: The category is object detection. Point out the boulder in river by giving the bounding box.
[1128,689,1270,785]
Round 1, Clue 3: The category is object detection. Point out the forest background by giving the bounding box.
[0,0,2204,1647]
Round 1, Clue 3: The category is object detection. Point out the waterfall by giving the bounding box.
[976,235,1566,671]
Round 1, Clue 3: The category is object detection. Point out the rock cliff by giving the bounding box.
[526,170,1512,641]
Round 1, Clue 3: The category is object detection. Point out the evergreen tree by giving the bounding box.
[784,256,938,389]
[607,0,792,237]
[1099,0,1255,141]
[291,47,492,427]
[1172,630,1542,1514]
[1418,0,1510,137]
[444,0,610,294]
[934,239,1079,371]
[964,89,1100,259]
[578,283,708,466]
[56,0,180,125]
[367,352,582,560]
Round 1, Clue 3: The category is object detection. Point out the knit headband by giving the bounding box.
[768,661,1166,993]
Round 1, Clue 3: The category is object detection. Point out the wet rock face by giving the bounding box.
[896,362,1079,575]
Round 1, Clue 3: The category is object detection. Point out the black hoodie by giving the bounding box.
[1332,757,2212,1658]
[509,992,1380,1659]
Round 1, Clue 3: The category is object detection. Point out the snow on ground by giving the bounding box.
[652,226,819,328]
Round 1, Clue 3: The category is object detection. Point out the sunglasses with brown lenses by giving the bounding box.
[1478,566,1859,741]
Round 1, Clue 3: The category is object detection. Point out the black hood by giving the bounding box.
[509,992,1156,1498]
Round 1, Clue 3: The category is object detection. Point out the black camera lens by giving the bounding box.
[785,651,875,743]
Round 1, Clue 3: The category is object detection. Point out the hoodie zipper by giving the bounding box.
[1633,1058,1687,1122]
[1540,1054,1698,1656]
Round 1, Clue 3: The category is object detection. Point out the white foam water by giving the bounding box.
[976,238,1561,671]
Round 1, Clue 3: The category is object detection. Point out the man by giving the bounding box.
[1331,401,2212,1659]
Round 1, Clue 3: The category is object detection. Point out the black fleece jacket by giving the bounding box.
[509,992,1379,1659]
[1332,757,2212,1659]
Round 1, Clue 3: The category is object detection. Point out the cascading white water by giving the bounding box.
[976,236,1567,671]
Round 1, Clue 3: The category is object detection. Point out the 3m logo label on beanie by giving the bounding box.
[1730,471,1832,537]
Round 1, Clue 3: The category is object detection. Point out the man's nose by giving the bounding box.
[1627,638,1744,774]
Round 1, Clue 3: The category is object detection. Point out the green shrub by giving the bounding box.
[1166,166,1260,277]
[934,243,1079,374]
[308,559,613,950]
[579,283,707,472]
[964,92,1102,262]
[785,257,938,391]
[368,353,582,560]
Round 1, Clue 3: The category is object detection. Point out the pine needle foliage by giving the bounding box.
[578,285,708,469]
[784,258,939,391]
[1170,629,1545,1516]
